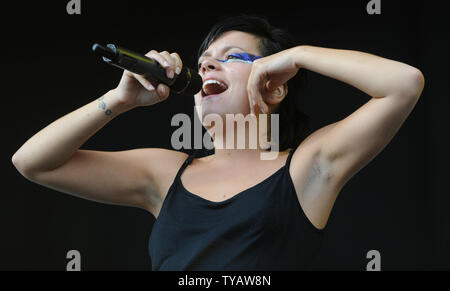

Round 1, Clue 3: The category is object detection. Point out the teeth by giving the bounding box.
[204,79,227,87]
[202,79,228,96]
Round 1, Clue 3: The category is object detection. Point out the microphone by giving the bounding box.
[92,43,202,96]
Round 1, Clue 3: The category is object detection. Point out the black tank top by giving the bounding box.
[149,149,324,270]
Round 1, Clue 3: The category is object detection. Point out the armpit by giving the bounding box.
[301,157,334,199]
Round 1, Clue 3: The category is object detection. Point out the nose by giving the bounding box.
[200,57,221,74]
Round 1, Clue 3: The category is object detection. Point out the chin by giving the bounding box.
[195,91,249,120]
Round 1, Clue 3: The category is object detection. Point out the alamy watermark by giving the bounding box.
[66,249,81,271]
[366,249,381,271]
[66,0,81,15]
[171,106,280,160]
[67,0,380,16]
[366,0,381,15]
[64,248,381,271]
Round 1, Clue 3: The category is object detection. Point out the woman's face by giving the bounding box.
[195,31,262,122]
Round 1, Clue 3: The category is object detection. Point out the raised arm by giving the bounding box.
[247,45,424,229]
[289,46,424,229]
[12,50,187,216]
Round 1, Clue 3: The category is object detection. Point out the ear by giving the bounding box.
[264,83,288,105]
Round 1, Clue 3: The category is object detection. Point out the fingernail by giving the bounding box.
[176,67,181,75]
[168,70,174,79]
[262,104,267,114]
[148,83,155,90]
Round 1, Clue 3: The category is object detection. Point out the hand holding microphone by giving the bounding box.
[92,43,202,108]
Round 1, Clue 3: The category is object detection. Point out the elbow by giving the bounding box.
[12,151,26,176]
[12,151,36,180]
[11,151,22,172]
[398,68,425,99]
[411,68,425,96]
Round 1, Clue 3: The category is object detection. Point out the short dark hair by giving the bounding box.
[198,14,311,152]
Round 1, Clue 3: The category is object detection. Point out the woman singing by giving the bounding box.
[12,15,424,270]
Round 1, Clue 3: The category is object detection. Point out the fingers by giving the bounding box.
[156,83,170,100]
[159,51,176,79]
[131,71,170,101]
[145,50,172,79]
[123,69,156,91]
[170,52,183,75]
[133,70,170,100]
[145,50,182,80]
[247,60,269,115]
[121,49,183,99]
[133,73,156,91]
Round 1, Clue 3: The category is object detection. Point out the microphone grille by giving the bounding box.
[173,67,203,96]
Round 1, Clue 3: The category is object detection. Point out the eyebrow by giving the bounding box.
[200,45,247,59]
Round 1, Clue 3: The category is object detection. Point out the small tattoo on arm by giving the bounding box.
[97,96,113,117]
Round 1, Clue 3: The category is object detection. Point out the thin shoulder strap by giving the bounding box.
[174,153,195,180]
[285,148,296,168]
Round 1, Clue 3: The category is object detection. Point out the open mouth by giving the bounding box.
[201,79,228,98]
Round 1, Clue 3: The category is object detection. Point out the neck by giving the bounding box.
[206,117,280,161]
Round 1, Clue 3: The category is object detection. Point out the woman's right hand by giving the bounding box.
[112,50,183,108]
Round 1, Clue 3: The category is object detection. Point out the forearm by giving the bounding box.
[12,89,132,175]
[293,45,424,98]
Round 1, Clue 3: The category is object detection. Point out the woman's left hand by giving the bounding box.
[247,47,301,115]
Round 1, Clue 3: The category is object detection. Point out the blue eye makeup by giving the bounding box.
[197,52,262,69]
[216,52,261,64]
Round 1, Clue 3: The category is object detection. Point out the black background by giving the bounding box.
[1,0,449,270]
